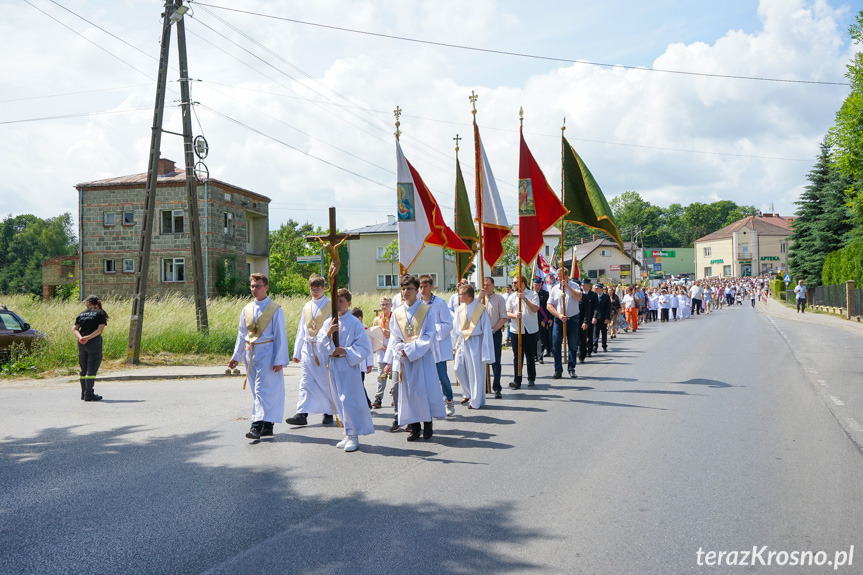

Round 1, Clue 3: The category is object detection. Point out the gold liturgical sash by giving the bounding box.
[458,302,486,339]
[394,304,430,343]
[304,300,332,337]
[244,300,281,342]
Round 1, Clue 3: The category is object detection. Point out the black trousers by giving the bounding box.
[78,336,103,378]
[491,329,503,393]
[593,321,607,349]
[509,331,537,384]
[579,321,594,359]
[661,309,670,322]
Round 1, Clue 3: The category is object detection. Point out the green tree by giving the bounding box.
[267,220,328,296]
[382,238,399,281]
[0,213,76,295]
[827,10,863,224]
[787,140,853,287]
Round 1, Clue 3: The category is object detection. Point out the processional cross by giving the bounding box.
[305,207,359,347]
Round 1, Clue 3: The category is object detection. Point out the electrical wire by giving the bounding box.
[0,84,152,104]
[23,0,156,81]
[0,106,153,125]
[189,2,850,87]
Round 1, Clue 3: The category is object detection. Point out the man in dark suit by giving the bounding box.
[533,277,551,363]
[592,283,611,352]
[579,278,598,362]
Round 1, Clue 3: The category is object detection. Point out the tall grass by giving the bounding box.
[0,292,427,376]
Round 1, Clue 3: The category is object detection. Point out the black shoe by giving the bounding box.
[422,422,433,440]
[538,357,544,364]
[388,420,400,432]
[569,370,578,379]
[602,346,608,351]
[260,422,274,437]
[527,381,535,387]
[552,372,562,380]
[579,356,586,364]
[286,413,308,426]
[593,347,598,354]
[322,414,334,425]
[407,423,421,441]
[246,422,262,440]
[508,382,521,389]
[494,391,502,399]
[84,394,103,402]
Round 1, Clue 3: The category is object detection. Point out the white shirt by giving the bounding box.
[506,289,539,334]
[548,281,582,317]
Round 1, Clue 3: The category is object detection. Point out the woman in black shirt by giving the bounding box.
[73,295,109,401]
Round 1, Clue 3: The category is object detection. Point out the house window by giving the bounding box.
[161,209,184,234]
[544,246,550,257]
[162,258,185,282]
[780,242,787,254]
[376,247,386,261]
[103,260,115,273]
[588,270,598,279]
[703,247,711,257]
[377,274,398,289]
[600,250,611,257]
[723,265,732,277]
[704,267,712,277]
[103,212,116,226]
[741,243,749,257]
[224,212,234,237]
[123,259,135,273]
[123,212,135,226]
[598,269,606,277]
[224,193,232,202]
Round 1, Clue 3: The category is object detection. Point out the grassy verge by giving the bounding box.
[1,292,414,378]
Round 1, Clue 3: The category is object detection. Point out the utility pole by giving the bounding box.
[176,11,208,333]
[127,0,177,364]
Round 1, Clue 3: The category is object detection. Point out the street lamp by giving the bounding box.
[169,4,189,23]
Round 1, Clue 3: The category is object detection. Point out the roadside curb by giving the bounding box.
[95,372,241,382]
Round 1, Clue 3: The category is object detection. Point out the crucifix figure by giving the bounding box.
[306,207,359,347]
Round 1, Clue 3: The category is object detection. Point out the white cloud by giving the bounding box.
[0,0,856,235]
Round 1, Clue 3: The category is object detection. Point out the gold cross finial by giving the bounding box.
[453,133,461,152]
[519,106,524,129]
[562,117,566,134]
[469,90,478,118]
[394,106,402,139]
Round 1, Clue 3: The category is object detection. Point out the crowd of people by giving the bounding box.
[227,271,772,452]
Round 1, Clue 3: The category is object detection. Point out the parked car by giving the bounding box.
[0,305,45,362]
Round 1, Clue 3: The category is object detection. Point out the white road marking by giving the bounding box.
[830,396,845,406]
[846,418,863,433]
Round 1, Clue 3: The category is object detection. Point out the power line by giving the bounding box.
[197,103,392,190]
[23,0,156,81]
[0,106,152,125]
[189,2,850,87]
[0,84,152,104]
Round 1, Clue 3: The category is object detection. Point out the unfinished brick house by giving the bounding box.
[75,158,270,299]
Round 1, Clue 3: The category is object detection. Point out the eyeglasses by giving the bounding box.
[250,284,266,289]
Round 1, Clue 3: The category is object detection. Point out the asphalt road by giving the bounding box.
[2,300,863,574]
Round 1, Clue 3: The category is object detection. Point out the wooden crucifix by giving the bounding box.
[305,207,359,347]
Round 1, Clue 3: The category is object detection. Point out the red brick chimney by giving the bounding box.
[580,238,585,244]
[158,158,176,176]
[592,234,597,241]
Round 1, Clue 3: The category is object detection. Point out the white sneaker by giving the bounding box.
[344,435,359,452]
[336,436,349,449]
[445,399,455,417]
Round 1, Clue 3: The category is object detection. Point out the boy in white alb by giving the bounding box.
[287,274,335,427]
[453,283,494,409]
[318,289,375,452]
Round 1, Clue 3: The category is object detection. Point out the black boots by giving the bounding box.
[80,379,86,401]
[406,422,421,441]
[83,379,102,402]
[260,422,274,437]
[422,421,433,440]
[321,414,334,425]
[285,413,308,426]
[246,421,262,440]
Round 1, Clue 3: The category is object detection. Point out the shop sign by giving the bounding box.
[645,250,676,258]
[760,256,780,261]
[710,259,724,264]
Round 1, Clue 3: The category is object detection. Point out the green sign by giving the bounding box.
[645,250,676,258]
[760,256,780,261]
[710,259,724,264]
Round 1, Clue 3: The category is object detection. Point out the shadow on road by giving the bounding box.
[0,425,544,574]
[670,378,738,389]
[570,399,668,410]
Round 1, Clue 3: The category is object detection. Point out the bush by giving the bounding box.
[822,241,863,286]
[769,279,785,297]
